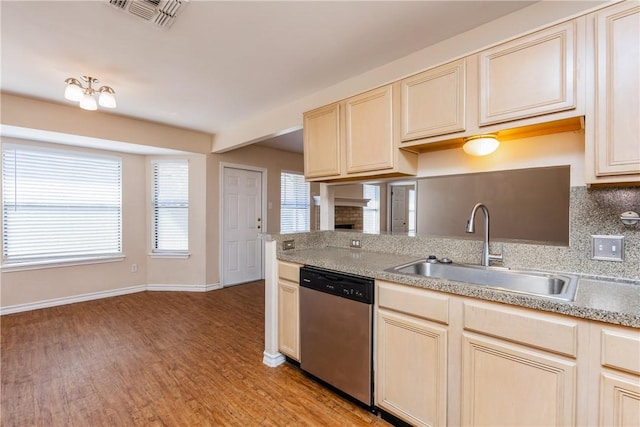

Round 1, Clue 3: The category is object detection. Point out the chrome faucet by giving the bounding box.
[465,202,503,267]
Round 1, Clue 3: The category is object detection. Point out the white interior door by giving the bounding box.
[223,167,263,286]
[391,186,407,233]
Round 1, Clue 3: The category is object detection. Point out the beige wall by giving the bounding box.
[1,93,213,154]
[416,130,586,186]
[0,138,148,307]
[205,144,304,286]
[146,154,208,287]
[0,96,304,308]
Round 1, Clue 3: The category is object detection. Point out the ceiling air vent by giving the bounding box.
[107,0,188,29]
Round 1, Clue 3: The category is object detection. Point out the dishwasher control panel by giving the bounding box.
[300,266,374,304]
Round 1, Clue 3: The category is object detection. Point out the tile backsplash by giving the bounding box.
[274,186,639,281]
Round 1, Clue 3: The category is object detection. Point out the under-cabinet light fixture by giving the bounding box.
[463,134,499,156]
[64,76,116,111]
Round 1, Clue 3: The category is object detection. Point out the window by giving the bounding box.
[280,172,309,233]
[363,184,380,233]
[152,160,189,253]
[2,144,122,266]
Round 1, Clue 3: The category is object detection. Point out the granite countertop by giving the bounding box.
[278,246,640,328]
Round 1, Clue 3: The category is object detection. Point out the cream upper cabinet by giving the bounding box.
[303,83,417,182]
[400,59,466,141]
[586,1,640,184]
[375,280,448,427]
[303,103,342,179]
[344,85,395,174]
[277,261,301,361]
[479,20,578,126]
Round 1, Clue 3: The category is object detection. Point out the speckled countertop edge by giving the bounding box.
[278,246,640,328]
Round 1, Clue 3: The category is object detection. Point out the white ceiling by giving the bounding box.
[1,1,536,153]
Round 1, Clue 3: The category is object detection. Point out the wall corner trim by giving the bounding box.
[262,351,286,368]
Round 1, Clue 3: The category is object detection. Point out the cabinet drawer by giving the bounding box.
[602,329,640,375]
[463,301,578,357]
[278,261,301,283]
[377,280,449,325]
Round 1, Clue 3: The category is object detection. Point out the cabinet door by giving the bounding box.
[303,103,342,179]
[479,20,577,126]
[600,372,640,427]
[461,332,576,426]
[593,2,640,177]
[401,59,466,141]
[278,280,299,360]
[345,85,395,174]
[376,308,447,427]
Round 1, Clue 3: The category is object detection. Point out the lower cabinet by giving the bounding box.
[277,261,301,361]
[460,333,576,426]
[594,324,640,427]
[376,308,447,427]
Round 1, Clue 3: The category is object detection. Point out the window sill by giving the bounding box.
[1,255,126,272]
[149,253,190,259]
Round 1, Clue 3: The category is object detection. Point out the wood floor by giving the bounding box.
[1,281,390,426]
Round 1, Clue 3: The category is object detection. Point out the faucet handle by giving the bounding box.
[489,244,504,264]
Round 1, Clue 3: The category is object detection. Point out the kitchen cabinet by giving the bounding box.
[478,20,578,126]
[460,301,579,426]
[277,261,301,361]
[400,59,466,141]
[303,83,417,182]
[585,1,640,185]
[375,280,448,427]
[590,323,640,427]
[400,17,585,152]
[303,103,342,179]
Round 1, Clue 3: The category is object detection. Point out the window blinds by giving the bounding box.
[152,160,189,252]
[280,172,310,233]
[2,145,122,264]
[363,184,380,233]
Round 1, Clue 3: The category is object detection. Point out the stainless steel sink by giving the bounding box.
[386,260,578,301]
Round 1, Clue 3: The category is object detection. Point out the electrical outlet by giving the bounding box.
[592,235,624,261]
[283,240,295,250]
[131,263,138,273]
[350,239,361,248]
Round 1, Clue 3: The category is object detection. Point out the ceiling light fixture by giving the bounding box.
[462,134,500,156]
[64,76,116,111]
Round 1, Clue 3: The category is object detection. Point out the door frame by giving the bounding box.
[386,180,417,233]
[219,162,268,287]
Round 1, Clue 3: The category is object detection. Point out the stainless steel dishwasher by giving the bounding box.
[299,266,374,408]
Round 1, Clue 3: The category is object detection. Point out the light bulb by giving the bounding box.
[462,135,500,156]
[64,83,83,102]
[79,93,98,111]
[98,90,116,108]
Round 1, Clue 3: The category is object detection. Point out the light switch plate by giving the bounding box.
[283,240,295,250]
[350,239,361,248]
[591,235,624,261]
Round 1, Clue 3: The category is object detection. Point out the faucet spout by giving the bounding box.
[465,202,502,266]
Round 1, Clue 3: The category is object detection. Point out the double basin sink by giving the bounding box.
[387,259,578,301]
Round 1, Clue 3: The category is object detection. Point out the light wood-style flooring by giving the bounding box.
[1,281,389,426]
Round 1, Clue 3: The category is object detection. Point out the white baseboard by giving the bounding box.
[0,285,147,315]
[146,283,219,292]
[262,351,286,368]
[1,282,223,315]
